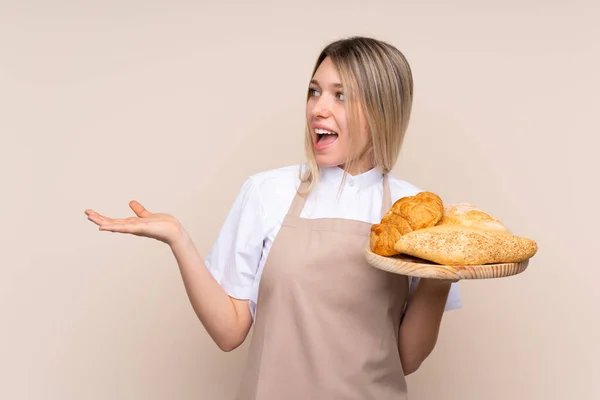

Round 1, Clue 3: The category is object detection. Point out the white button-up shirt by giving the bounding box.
[205,164,462,319]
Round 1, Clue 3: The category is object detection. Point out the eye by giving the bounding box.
[308,88,320,97]
[336,92,345,101]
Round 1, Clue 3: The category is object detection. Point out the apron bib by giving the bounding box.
[235,174,410,399]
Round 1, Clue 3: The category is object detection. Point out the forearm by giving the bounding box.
[169,229,252,352]
[398,279,452,375]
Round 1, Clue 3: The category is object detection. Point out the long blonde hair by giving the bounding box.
[300,36,414,193]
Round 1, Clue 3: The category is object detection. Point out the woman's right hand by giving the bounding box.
[85,199,253,351]
[85,200,183,246]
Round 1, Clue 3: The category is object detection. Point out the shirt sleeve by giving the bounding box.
[408,277,463,311]
[204,177,266,300]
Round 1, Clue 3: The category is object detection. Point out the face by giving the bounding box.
[306,57,371,174]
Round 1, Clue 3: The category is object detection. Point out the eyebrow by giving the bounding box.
[310,79,343,89]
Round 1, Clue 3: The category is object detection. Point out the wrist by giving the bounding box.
[168,221,189,248]
[417,278,453,293]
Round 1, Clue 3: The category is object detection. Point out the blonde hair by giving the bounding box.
[300,36,414,193]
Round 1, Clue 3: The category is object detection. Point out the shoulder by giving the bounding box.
[386,172,425,201]
[240,164,304,223]
[246,163,303,191]
[220,164,303,222]
[243,164,304,204]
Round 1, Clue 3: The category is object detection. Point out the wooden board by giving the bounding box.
[365,248,529,281]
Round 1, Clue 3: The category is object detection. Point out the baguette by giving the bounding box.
[393,224,538,266]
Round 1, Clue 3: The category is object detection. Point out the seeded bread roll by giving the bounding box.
[438,203,510,233]
[393,224,538,265]
[370,192,444,256]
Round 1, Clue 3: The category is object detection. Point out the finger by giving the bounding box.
[98,219,143,234]
[129,200,152,218]
[86,212,108,226]
[103,217,138,225]
[87,211,117,227]
[85,209,108,220]
[84,209,104,220]
[99,223,134,234]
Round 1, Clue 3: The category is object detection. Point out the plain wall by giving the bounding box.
[2,1,598,399]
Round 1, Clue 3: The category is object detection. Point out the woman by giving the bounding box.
[85,36,461,399]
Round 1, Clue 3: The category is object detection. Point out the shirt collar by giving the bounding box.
[319,166,384,190]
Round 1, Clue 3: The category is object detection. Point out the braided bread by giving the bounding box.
[369,192,444,256]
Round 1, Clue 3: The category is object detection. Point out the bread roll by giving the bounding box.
[393,224,538,265]
[369,215,412,256]
[438,203,510,233]
[370,191,444,256]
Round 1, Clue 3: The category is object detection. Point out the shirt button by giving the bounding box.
[348,179,355,187]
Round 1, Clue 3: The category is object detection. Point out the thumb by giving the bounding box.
[129,200,152,218]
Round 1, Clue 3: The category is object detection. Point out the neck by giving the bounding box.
[339,160,374,176]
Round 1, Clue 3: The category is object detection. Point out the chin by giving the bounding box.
[315,156,345,169]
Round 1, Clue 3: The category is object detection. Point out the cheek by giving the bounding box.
[334,109,348,135]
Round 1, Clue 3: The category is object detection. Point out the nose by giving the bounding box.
[311,94,333,119]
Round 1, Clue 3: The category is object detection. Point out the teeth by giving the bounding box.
[315,128,336,135]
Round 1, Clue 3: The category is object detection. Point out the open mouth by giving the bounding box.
[315,128,338,150]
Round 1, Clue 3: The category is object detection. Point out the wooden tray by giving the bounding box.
[365,248,529,281]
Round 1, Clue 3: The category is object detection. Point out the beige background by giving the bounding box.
[1,1,598,399]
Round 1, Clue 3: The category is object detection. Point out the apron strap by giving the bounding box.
[289,179,310,217]
[381,173,392,216]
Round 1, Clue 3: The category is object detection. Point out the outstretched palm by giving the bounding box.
[85,200,182,245]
